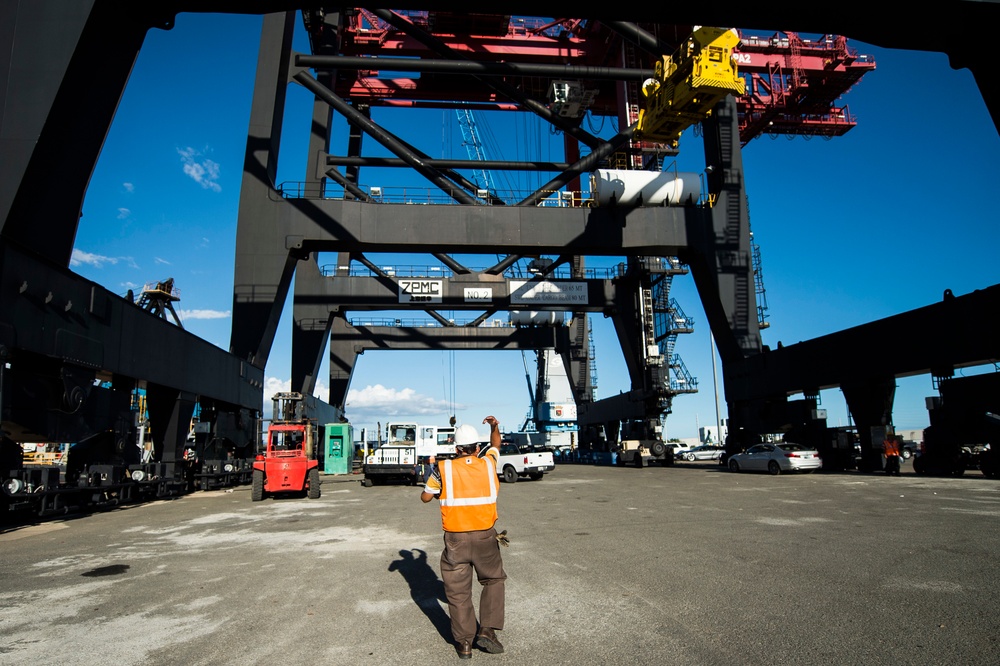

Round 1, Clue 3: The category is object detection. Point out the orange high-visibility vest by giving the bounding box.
[438,454,498,532]
[884,439,900,456]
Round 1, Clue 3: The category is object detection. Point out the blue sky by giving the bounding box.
[71,13,1000,441]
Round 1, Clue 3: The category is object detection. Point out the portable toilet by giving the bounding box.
[324,423,354,474]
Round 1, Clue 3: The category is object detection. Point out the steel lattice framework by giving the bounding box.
[2,2,999,492]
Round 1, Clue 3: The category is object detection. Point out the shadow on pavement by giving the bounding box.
[388,548,452,643]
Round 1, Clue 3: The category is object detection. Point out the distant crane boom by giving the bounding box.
[455,108,497,194]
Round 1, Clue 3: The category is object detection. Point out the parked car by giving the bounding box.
[900,440,920,460]
[480,442,555,482]
[727,442,822,475]
[668,442,694,458]
[677,445,725,462]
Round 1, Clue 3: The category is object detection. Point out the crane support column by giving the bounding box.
[688,96,763,445]
[842,377,897,472]
[231,11,298,369]
[145,384,197,475]
[292,256,342,398]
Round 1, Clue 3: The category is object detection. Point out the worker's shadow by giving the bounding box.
[388,549,452,642]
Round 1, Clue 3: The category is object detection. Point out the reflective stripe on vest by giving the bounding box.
[439,454,498,532]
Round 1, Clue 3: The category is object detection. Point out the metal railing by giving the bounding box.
[348,317,517,328]
[319,263,626,280]
[278,181,717,208]
[277,182,591,207]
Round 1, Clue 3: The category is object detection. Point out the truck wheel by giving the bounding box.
[528,472,543,481]
[307,468,321,499]
[650,441,667,458]
[251,470,264,502]
[502,465,518,484]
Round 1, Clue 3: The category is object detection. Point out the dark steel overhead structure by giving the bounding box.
[2,2,999,488]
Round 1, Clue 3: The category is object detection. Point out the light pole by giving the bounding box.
[711,334,722,445]
[0,345,7,436]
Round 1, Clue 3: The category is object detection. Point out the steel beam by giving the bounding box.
[298,54,653,81]
[689,97,763,365]
[0,241,264,409]
[291,255,619,311]
[231,11,299,368]
[1,1,151,266]
[291,255,614,396]
[281,199,699,255]
[326,316,567,410]
[725,284,1000,403]
[325,156,573,172]
[370,8,604,151]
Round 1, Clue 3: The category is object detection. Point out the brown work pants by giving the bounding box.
[440,527,507,643]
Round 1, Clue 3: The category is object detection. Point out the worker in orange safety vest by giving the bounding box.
[883,431,901,476]
[421,415,506,659]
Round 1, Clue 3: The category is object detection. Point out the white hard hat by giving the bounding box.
[454,424,483,447]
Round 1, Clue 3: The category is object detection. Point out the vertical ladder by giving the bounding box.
[588,320,598,394]
[622,40,644,169]
[640,285,657,362]
[747,197,770,329]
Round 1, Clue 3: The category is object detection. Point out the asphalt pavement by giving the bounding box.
[2,463,999,665]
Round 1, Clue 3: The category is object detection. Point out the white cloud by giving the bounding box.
[177,147,221,192]
[122,182,134,193]
[117,207,131,219]
[71,249,113,267]
[346,384,458,420]
[261,378,331,420]
[265,377,292,395]
[263,377,329,399]
[176,309,230,321]
[155,257,171,265]
[256,380,454,426]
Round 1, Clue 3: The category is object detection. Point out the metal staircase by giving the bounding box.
[650,259,698,402]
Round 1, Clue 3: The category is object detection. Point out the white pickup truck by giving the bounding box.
[482,443,555,483]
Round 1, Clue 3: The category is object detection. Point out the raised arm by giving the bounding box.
[483,415,501,450]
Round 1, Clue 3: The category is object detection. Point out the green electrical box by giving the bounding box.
[324,423,354,475]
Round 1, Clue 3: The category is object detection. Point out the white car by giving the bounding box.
[727,443,822,475]
[677,444,725,462]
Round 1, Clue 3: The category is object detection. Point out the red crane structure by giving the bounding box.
[311,12,875,149]
[735,31,876,145]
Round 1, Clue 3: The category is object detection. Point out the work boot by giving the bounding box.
[475,627,504,654]
[456,639,473,659]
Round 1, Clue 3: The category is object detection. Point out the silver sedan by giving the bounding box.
[727,443,822,475]
[677,445,726,462]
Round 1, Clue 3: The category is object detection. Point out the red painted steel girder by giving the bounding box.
[340,12,614,64]
[328,13,875,142]
[734,31,874,143]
